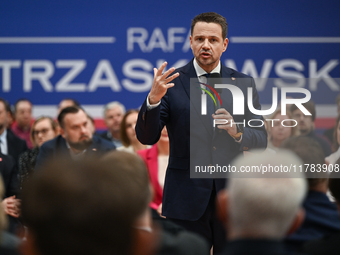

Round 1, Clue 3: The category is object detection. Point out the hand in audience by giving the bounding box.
[2,195,21,218]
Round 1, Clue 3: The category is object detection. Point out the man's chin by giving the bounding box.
[69,139,93,151]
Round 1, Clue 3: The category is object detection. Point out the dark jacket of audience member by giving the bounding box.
[302,167,340,255]
[282,136,340,251]
[35,135,115,170]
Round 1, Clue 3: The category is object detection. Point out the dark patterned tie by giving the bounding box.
[205,73,216,121]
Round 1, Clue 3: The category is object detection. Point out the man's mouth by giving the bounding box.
[200,51,211,58]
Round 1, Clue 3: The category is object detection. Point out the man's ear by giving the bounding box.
[286,208,305,236]
[59,127,65,139]
[216,189,228,227]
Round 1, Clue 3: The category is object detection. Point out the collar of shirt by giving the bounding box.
[193,59,221,92]
[0,129,7,155]
[193,58,221,78]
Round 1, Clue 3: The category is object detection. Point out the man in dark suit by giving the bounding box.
[302,171,340,255]
[282,137,340,251]
[0,152,21,234]
[0,98,28,166]
[35,106,115,170]
[135,12,267,253]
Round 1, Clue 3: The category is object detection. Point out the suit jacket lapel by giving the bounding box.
[182,60,214,136]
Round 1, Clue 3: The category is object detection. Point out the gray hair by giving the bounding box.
[103,101,126,117]
[227,150,307,239]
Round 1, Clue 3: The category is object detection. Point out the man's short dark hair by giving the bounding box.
[14,98,32,112]
[21,155,144,255]
[59,98,80,108]
[191,12,228,39]
[0,98,12,113]
[281,136,327,188]
[291,100,316,122]
[57,106,83,128]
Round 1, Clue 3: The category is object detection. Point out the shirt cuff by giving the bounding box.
[234,134,243,143]
[146,94,161,110]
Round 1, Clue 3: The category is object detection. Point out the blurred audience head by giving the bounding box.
[218,150,306,240]
[281,136,328,190]
[21,156,147,255]
[57,98,80,115]
[269,108,298,148]
[14,98,33,129]
[57,106,93,152]
[336,94,340,116]
[332,115,340,152]
[30,116,59,148]
[87,114,96,135]
[158,126,169,144]
[103,101,126,137]
[120,109,139,147]
[291,100,316,135]
[101,151,157,255]
[0,98,11,133]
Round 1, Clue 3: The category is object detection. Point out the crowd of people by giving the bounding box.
[0,94,339,255]
[0,11,339,255]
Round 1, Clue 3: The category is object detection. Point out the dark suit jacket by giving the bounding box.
[0,153,19,197]
[136,60,267,221]
[302,232,340,255]
[6,129,28,166]
[224,239,303,255]
[35,135,116,170]
[285,190,340,251]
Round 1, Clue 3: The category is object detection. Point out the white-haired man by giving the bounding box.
[100,101,126,148]
[217,150,307,255]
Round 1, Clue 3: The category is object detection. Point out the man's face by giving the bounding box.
[104,106,124,134]
[190,22,228,73]
[0,102,8,131]
[60,110,93,151]
[293,108,314,135]
[15,101,32,128]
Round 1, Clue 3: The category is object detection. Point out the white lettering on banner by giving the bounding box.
[309,59,339,91]
[24,60,54,92]
[88,60,121,92]
[0,59,339,94]
[0,61,21,92]
[122,59,153,92]
[147,28,168,52]
[275,59,305,88]
[55,60,86,92]
[211,85,311,116]
[127,27,189,53]
[225,59,340,91]
[168,28,186,52]
[127,28,148,52]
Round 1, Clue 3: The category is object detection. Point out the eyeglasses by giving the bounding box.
[33,128,51,136]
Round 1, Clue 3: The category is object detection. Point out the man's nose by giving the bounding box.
[202,39,210,49]
[81,125,88,133]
